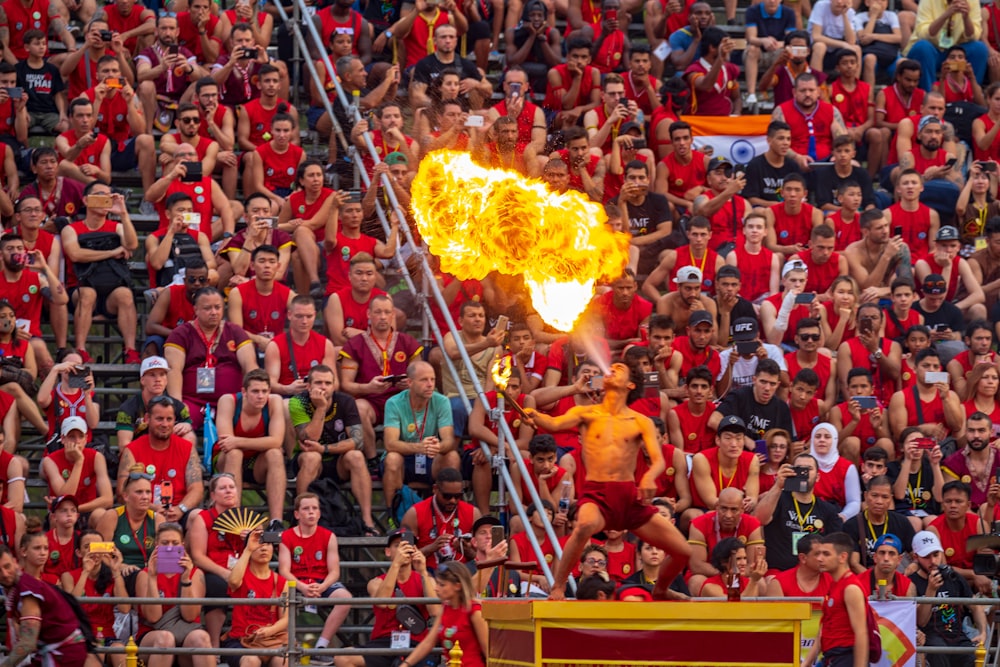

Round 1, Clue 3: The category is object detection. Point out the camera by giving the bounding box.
[181,161,202,182]
[100,30,113,42]
[969,523,1000,576]
[68,364,90,389]
[241,46,259,60]
[937,564,955,580]
[261,529,283,544]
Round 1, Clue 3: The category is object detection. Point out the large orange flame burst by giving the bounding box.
[410,150,631,332]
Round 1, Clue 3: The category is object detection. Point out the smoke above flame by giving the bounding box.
[410,150,630,332]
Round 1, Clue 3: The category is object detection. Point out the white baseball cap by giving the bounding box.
[60,416,88,436]
[140,356,169,377]
[912,530,943,557]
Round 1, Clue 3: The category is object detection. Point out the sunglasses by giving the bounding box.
[435,564,460,580]
[128,471,154,481]
[798,333,821,341]
[178,116,200,124]
[925,280,946,290]
[185,275,209,285]
[148,395,173,406]
[439,492,463,500]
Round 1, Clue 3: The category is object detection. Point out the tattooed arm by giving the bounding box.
[3,596,41,667]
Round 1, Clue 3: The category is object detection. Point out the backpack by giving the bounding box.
[391,484,423,525]
[50,581,97,652]
[307,478,364,537]
[865,598,883,663]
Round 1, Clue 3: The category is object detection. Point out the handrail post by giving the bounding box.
[287,581,300,666]
[125,636,138,667]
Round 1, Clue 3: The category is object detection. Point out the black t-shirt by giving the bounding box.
[913,300,965,334]
[909,570,974,645]
[762,492,844,571]
[615,193,673,274]
[716,385,794,440]
[811,164,876,210]
[843,511,916,568]
[16,60,65,115]
[887,458,942,514]
[412,53,482,86]
[115,394,193,437]
[739,154,801,204]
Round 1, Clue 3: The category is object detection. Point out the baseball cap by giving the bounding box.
[619,121,642,136]
[673,266,703,285]
[386,528,415,547]
[707,156,733,172]
[936,226,960,242]
[922,273,947,295]
[918,114,941,132]
[615,584,654,601]
[716,265,741,281]
[472,515,502,535]
[60,416,88,436]
[913,530,943,557]
[732,317,758,341]
[384,152,409,166]
[50,494,78,513]
[873,533,903,554]
[717,414,746,434]
[140,356,169,377]
[782,259,808,278]
[689,310,714,328]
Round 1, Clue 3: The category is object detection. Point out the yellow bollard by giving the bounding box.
[449,640,463,667]
[125,636,138,667]
[975,641,986,667]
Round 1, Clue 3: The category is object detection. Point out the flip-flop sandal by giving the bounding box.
[363,525,381,537]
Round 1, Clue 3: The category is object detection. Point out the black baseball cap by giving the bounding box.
[472,515,502,534]
[386,528,415,546]
[717,415,747,434]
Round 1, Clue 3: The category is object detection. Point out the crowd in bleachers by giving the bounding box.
[3,0,1000,664]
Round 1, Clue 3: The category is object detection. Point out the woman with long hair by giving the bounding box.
[955,159,1000,251]
[19,518,55,584]
[758,429,792,495]
[963,363,1000,426]
[279,160,340,296]
[401,561,488,667]
[61,530,130,665]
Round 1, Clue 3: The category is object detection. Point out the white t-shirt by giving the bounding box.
[717,343,787,388]
[808,0,857,40]
[852,10,901,32]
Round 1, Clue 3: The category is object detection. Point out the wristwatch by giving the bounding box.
[869,349,884,362]
[178,503,190,514]
[384,30,393,40]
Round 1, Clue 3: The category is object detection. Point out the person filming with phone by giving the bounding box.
[145,143,237,242]
[37,351,99,446]
[888,348,965,445]
[144,192,218,289]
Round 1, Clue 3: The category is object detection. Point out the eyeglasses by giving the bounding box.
[439,492,463,500]
[17,207,43,214]
[583,558,607,567]
[128,471,154,481]
[798,333,821,341]
[185,275,209,285]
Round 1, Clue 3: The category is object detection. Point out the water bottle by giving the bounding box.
[558,480,571,514]
[349,88,361,122]
[727,569,741,602]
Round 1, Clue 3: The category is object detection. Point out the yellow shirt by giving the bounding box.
[906,0,982,52]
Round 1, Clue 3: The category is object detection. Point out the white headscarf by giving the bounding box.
[809,422,840,473]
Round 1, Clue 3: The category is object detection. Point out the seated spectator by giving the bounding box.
[739,121,800,209]
[807,0,860,72]
[16,31,68,136]
[664,2,714,76]
[61,529,131,653]
[227,245,295,352]
[325,253,387,347]
[766,533,833,596]
[159,103,221,176]
[955,162,1000,252]
[37,354,99,446]
[914,273,967,364]
[910,530,987,659]
[904,0,987,93]
[710,360,793,450]
[61,18,134,100]
[46,498,82,583]
[690,415,760,514]
[61,183,140,363]
[401,467,480,569]
[786,318,837,408]
[442,301,503,438]
[230,64,297,151]
[698,536,768,598]
[546,127,603,201]
[40,417,113,527]
[97,466,163,571]
[54,98,111,185]
[654,267,717,328]
[191,78,238,198]
[278,493,354,663]
[135,522,214,667]
[857,533,916,598]
[265,294,338,398]
[844,475,916,573]
[243,113,306,213]
[144,193,218,289]
[591,270,651,353]
[889,347,965,444]
[143,261,211,358]
[224,528,290,667]
[544,39,601,129]
[810,423,861,522]
[915,227,987,322]
[760,260,819,347]
[687,488,764,595]
[764,174,824,257]
[653,121,708,213]
[945,321,996,397]
[836,302,902,406]
[164,287,258,430]
[100,0,155,56]
[927,480,990,594]
[727,217,779,304]
[844,212,911,301]
[943,412,999,510]
[187,472,244,648]
[666,366,716,455]
[280,161,339,298]
[288,365,376,534]
[20,147,84,221]
[334,528,439,667]
[759,30,827,106]
[742,0,797,107]
[716,317,787,395]
[323,194,398,298]
[829,369,893,462]
[351,103,416,179]
[410,25,490,110]
[0,64,31,152]
[216,193,292,289]
[509,500,567,591]
[135,15,209,134]
[684,28,740,116]
[963,363,1000,426]
[215,369,287,527]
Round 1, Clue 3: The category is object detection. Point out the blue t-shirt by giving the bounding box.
[668,27,702,62]
[744,3,797,40]
[384,390,454,443]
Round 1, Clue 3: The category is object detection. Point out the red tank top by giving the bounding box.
[287,188,335,242]
[84,88,131,151]
[67,568,115,637]
[830,78,870,128]
[903,386,948,433]
[70,49,114,99]
[243,98,290,148]
[233,400,267,440]
[765,292,810,345]
[733,244,774,301]
[281,525,333,582]
[930,512,980,569]
[790,397,820,441]
[402,9,450,68]
[105,5,150,53]
[846,336,896,405]
[156,178,215,238]
[942,75,973,103]
[0,102,14,144]
[690,449,754,509]
[360,129,416,177]
[335,286,385,332]
[44,530,77,582]
[603,151,648,203]
[779,100,835,159]
[669,245,719,295]
[821,573,863,651]
[672,336,721,380]
[702,190,746,245]
[662,150,707,202]
[785,353,832,397]
[164,284,195,329]
[273,330,329,385]
[921,251,961,301]
[44,448,99,505]
[412,497,476,568]
[590,104,624,154]
[235,281,291,336]
[672,400,714,453]
[556,149,601,194]
[883,307,921,341]
[634,443,678,498]
[888,202,932,257]
[835,402,880,452]
[882,84,925,125]
[370,571,429,641]
[257,142,304,192]
[197,102,229,142]
[1,0,51,59]
[912,147,947,174]
[0,269,43,337]
[230,569,285,639]
[166,133,214,162]
[774,567,833,597]
[58,130,109,168]
[796,250,841,294]
[544,63,598,111]
[319,8,363,53]
[771,203,815,247]
[198,506,244,569]
[975,114,1000,162]
[492,98,539,145]
[592,28,625,74]
[814,457,853,510]
[125,434,194,500]
[325,232,378,296]
[832,212,861,251]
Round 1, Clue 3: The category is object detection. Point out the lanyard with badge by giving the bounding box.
[195,325,221,394]
[410,397,430,475]
[791,496,819,555]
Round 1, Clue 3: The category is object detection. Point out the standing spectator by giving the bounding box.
[401,562,488,667]
[904,0,987,93]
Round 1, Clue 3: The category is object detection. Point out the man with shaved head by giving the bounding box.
[381,361,460,511]
[685,488,766,595]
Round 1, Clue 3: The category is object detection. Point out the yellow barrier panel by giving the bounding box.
[483,600,812,667]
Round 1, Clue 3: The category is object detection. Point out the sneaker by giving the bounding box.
[124,348,141,365]
[745,93,758,106]
[266,519,284,533]
[77,348,94,364]
[139,200,157,216]
[310,655,334,666]
[309,281,324,300]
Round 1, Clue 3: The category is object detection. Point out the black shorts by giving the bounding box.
[204,571,231,612]
[293,453,347,483]
[361,636,436,667]
[380,453,433,487]
[460,446,501,488]
[466,19,490,42]
[110,137,137,172]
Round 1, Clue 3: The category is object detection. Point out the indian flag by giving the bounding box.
[681,114,772,166]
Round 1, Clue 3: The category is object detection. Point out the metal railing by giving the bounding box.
[272,0,567,587]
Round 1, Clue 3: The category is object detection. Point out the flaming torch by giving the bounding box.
[410,150,631,332]
[490,353,531,424]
